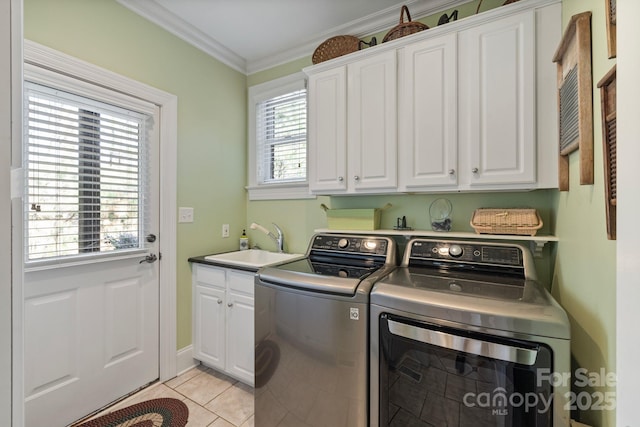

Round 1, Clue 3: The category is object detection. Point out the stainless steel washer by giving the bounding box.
[255,233,396,427]
[370,238,571,427]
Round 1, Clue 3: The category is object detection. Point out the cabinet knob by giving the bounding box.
[472,168,479,174]
[227,303,233,307]
[448,169,455,175]
[338,176,344,182]
[354,175,360,181]
[217,299,222,304]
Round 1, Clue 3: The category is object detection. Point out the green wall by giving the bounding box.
[551,0,617,426]
[24,0,248,350]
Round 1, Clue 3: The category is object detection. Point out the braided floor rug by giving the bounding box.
[75,398,188,427]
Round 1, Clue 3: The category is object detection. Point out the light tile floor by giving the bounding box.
[74,365,254,427]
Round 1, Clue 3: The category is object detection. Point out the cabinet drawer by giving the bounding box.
[228,270,255,296]
[195,265,226,288]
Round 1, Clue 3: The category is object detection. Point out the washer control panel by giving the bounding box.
[409,240,522,267]
[311,234,389,256]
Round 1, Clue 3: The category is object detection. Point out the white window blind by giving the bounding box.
[256,88,307,184]
[24,81,150,261]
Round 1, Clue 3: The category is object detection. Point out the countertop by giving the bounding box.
[188,255,261,273]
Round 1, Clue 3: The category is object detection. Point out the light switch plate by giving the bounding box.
[178,207,194,223]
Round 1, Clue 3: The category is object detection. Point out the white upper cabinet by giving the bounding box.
[307,66,347,193]
[458,10,536,187]
[308,51,397,194]
[347,50,398,192]
[398,33,458,190]
[304,0,560,195]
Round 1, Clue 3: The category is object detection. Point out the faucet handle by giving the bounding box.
[272,223,283,236]
[272,223,285,253]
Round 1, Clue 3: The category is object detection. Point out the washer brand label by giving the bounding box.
[349,308,360,320]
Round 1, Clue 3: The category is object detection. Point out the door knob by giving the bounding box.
[217,299,223,304]
[448,169,455,175]
[472,168,479,174]
[146,234,157,243]
[354,175,360,181]
[227,303,234,307]
[139,253,158,264]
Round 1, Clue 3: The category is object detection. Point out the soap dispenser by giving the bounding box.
[239,229,249,251]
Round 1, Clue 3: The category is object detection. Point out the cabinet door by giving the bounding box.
[459,10,536,186]
[193,282,226,370]
[398,33,458,189]
[347,50,398,191]
[226,291,254,385]
[308,66,348,193]
[226,270,254,385]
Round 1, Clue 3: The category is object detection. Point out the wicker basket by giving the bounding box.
[470,208,543,236]
[312,35,377,64]
[382,5,429,43]
[312,36,360,64]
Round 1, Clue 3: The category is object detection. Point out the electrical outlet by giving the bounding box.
[222,224,230,238]
[178,207,194,223]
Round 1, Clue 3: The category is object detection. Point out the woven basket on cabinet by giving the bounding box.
[382,5,429,42]
[312,35,377,64]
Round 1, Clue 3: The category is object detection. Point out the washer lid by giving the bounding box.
[258,258,373,295]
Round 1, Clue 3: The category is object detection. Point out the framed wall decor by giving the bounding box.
[605,0,616,58]
[552,12,593,191]
[597,65,617,240]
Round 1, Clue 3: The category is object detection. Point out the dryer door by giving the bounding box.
[378,313,554,426]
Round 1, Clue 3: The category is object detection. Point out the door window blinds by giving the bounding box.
[24,81,151,261]
[256,88,307,183]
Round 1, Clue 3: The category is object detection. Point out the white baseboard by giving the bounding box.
[175,345,198,376]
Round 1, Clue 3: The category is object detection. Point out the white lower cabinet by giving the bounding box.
[192,264,254,386]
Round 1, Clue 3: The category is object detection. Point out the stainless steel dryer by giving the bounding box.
[370,238,570,427]
[255,233,396,427]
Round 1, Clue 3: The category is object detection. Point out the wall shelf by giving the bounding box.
[314,228,558,257]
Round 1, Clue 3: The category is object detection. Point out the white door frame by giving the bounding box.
[12,40,178,426]
[3,1,21,426]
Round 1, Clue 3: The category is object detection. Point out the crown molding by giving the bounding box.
[118,0,467,75]
[116,0,247,73]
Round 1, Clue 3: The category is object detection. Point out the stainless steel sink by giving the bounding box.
[204,249,303,268]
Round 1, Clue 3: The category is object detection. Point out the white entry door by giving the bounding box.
[22,76,161,427]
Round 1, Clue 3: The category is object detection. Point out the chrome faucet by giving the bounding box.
[250,222,285,253]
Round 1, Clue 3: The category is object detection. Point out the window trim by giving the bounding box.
[23,79,154,263]
[247,72,315,200]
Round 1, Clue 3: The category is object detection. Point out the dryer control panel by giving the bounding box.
[408,240,523,268]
